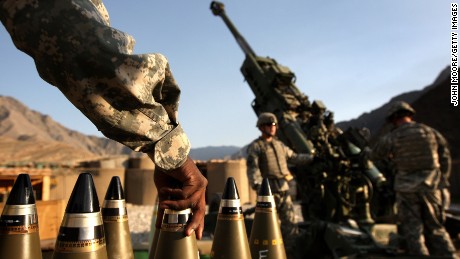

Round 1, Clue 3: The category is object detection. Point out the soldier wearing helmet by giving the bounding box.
[256,112,278,127]
[373,101,456,258]
[385,101,416,122]
[246,112,313,258]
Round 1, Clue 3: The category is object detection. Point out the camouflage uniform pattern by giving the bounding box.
[0,0,189,171]
[373,121,456,257]
[397,191,456,257]
[246,137,311,190]
[246,137,311,258]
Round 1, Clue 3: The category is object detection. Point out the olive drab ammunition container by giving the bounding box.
[210,1,395,257]
[0,174,42,259]
[249,178,286,259]
[152,208,199,259]
[210,177,251,259]
[102,176,134,259]
[53,173,108,259]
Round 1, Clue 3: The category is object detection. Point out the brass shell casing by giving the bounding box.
[102,199,134,259]
[53,212,108,259]
[211,209,251,259]
[249,185,286,259]
[0,204,42,259]
[52,248,108,259]
[148,227,160,259]
[211,177,251,259]
[154,229,199,259]
[249,207,286,259]
[152,208,199,259]
[103,218,134,259]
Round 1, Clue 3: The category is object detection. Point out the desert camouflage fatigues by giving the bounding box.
[0,0,189,171]
[246,137,312,258]
[373,121,456,258]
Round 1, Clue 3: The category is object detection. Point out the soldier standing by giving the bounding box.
[372,101,457,258]
[246,112,313,258]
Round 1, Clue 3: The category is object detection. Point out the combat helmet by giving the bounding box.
[257,112,278,127]
[386,101,415,121]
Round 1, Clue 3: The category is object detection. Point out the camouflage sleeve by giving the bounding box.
[0,0,189,171]
[433,129,452,188]
[371,134,393,162]
[246,142,263,189]
[284,142,312,165]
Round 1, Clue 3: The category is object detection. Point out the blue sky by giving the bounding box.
[0,0,451,148]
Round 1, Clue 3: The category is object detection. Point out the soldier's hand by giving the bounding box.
[154,157,208,239]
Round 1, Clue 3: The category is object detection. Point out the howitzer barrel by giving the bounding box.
[210,1,256,57]
[211,1,315,155]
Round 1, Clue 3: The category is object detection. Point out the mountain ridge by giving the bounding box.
[0,96,242,163]
[0,66,457,167]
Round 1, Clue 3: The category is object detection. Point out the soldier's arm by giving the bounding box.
[433,129,452,188]
[371,134,393,161]
[1,0,207,238]
[284,142,313,165]
[246,143,263,190]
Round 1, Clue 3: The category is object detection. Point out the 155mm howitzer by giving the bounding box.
[210,2,397,258]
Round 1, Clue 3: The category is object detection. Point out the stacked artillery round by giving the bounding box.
[102,176,134,259]
[1,172,290,258]
[249,178,287,259]
[0,174,42,259]
[210,177,251,259]
[52,173,108,259]
[152,208,199,259]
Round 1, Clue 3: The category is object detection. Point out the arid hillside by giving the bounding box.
[0,96,135,164]
[0,96,242,164]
